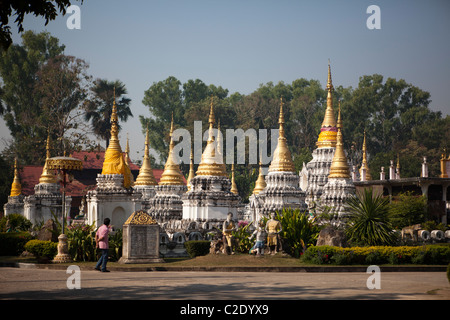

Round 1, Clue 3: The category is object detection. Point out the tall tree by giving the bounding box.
[0,30,65,164]
[34,54,92,156]
[84,79,132,148]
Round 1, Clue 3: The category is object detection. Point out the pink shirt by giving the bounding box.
[96,225,110,249]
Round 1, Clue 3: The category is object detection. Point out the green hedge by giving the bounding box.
[184,240,211,258]
[24,240,58,261]
[301,245,450,265]
[0,232,34,256]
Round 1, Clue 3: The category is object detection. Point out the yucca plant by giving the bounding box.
[345,189,396,246]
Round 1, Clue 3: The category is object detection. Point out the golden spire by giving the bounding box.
[39,134,57,184]
[186,147,195,191]
[101,89,133,188]
[135,127,157,186]
[196,97,228,177]
[253,161,267,195]
[10,158,22,197]
[159,113,186,185]
[230,164,238,194]
[317,61,337,148]
[268,97,296,173]
[359,131,372,180]
[328,102,351,179]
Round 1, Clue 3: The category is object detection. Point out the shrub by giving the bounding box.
[24,240,58,261]
[275,208,321,258]
[232,220,254,254]
[66,223,96,262]
[184,240,211,258]
[345,189,396,246]
[0,232,34,256]
[0,214,32,232]
[108,228,123,262]
[301,245,450,265]
[388,192,427,229]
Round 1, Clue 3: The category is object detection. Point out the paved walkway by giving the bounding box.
[0,267,448,300]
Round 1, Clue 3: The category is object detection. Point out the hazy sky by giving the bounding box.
[1,0,449,163]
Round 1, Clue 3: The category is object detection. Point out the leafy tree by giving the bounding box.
[0,30,65,164]
[345,188,396,246]
[0,0,83,50]
[388,192,427,229]
[84,79,133,148]
[34,54,93,155]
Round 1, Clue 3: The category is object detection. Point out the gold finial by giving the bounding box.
[317,61,337,148]
[101,90,133,188]
[359,130,372,180]
[253,161,267,195]
[39,134,57,184]
[328,103,351,179]
[10,158,22,197]
[269,97,296,173]
[135,126,157,186]
[159,113,185,185]
[186,147,195,191]
[230,164,238,194]
[196,97,228,177]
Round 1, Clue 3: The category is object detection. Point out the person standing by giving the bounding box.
[95,218,111,272]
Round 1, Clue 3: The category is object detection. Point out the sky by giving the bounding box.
[1,0,449,164]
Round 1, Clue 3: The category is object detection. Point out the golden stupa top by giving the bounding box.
[195,97,228,177]
[186,148,195,191]
[159,113,186,185]
[10,158,22,197]
[230,164,238,194]
[359,131,372,180]
[101,91,133,188]
[328,103,351,179]
[317,62,338,149]
[253,162,267,195]
[134,127,157,186]
[268,97,296,173]
[39,135,57,184]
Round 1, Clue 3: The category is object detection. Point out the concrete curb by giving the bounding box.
[0,262,447,272]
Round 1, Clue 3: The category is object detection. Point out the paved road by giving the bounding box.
[0,267,448,301]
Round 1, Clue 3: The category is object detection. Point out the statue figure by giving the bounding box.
[222,212,236,255]
[248,220,267,256]
[265,212,282,254]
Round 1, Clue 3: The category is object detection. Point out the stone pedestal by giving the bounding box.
[119,210,164,264]
[52,234,73,263]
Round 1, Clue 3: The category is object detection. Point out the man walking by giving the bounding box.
[95,218,111,272]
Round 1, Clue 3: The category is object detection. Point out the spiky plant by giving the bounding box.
[345,189,396,246]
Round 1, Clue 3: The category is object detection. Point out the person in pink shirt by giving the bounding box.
[95,218,111,272]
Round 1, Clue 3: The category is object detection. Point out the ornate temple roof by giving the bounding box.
[268,97,296,173]
[328,102,351,179]
[158,113,186,185]
[316,62,338,149]
[9,158,22,197]
[134,127,157,186]
[101,92,133,188]
[195,97,228,177]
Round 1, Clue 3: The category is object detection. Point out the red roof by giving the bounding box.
[16,150,166,197]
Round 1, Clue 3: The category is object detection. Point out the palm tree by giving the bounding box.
[84,79,133,148]
[345,188,396,246]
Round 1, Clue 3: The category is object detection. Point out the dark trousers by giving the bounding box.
[95,249,108,271]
